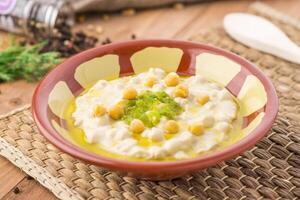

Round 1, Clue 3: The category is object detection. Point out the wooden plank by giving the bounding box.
[1,0,300,199]
[74,3,209,41]
[174,0,251,39]
[0,33,10,50]
[0,80,36,115]
[131,4,208,39]
[266,0,300,17]
[0,158,25,199]
[74,7,163,42]
[2,176,58,200]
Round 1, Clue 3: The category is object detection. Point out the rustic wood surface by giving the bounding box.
[0,0,300,199]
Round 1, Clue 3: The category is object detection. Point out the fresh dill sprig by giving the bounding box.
[0,41,60,82]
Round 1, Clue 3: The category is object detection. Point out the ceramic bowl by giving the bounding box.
[32,39,278,180]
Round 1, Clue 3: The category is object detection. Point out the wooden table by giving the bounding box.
[1,0,300,199]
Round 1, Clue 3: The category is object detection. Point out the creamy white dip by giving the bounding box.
[72,68,238,160]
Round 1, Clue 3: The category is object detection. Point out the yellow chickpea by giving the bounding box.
[164,72,180,87]
[165,120,179,134]
[93,105,106,117]
[108,104,124,120]
[188,123,204,136]
[123,87,138,100]
[144,76,157,87]
[130,119,145,133]
[173,84,189,98]
[197,95,210,105]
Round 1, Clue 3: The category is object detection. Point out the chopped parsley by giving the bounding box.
[122,91,183,127]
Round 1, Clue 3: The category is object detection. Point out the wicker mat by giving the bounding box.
[1,2,300,200]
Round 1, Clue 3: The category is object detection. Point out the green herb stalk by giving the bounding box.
[0,41,60,82]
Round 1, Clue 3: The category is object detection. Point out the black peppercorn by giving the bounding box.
[13,187,21,194]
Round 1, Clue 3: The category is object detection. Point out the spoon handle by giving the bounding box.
[223,13,300,65]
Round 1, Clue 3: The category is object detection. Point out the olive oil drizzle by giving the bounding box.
[62,77,244,161]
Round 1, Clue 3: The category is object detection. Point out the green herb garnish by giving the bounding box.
[0,41,60,82]
[122,91,183,127]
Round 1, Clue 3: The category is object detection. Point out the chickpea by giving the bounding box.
[173,84,189,98]
[123,87,137,100]
[108,104,124,120]
[188,123,204,136]
[93,105,106,117]
[165,120,179,134]
[144,76,157,87]
[197,95,210,105]
[164,72,180,87]
[130,119,145,133]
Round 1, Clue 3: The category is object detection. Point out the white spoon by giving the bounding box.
[223,13,300,65]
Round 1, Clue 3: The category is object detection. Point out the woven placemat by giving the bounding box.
[1,2,300,200]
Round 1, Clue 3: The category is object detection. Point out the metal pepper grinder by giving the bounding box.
[0,0,74,37]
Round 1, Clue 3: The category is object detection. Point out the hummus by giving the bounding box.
[71,68,239,160]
